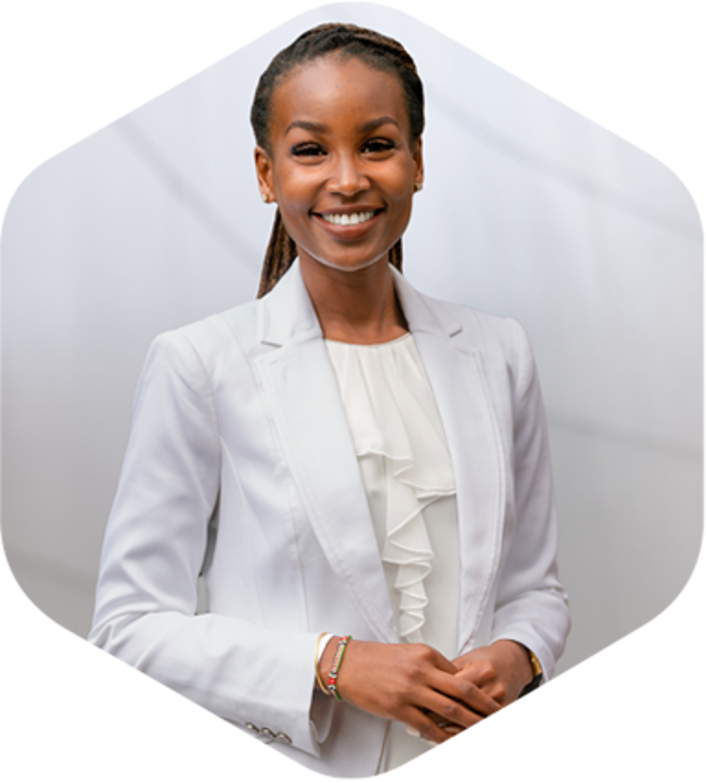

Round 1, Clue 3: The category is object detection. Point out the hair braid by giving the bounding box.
[257,208,298,298]
[252,23,423,297]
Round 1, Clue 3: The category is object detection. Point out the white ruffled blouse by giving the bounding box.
[325,333,461,769]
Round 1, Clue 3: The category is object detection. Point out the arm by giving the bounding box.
[89,331,325,756]
[489,320,570,678]
[454,321,570,702]
[91,330,501,752]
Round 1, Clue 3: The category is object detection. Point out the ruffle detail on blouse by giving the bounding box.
[326,334,455,642]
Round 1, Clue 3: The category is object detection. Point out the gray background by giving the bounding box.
[2,3,702,677]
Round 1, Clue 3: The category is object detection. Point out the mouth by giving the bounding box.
[318,210,377,226]
[311,207,384,239]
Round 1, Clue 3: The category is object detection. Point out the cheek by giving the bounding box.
[387,162,417,200]
[386,174,415,215]
[272,164,310,207]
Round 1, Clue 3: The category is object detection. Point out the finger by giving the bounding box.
[455,681,502,716]
[420,690,490,730]
[414,644,459,675]
[422,710,464,735]
[405,720,462,740]
[456,659,496,688]
[454,660,510,705]
[429,671,502,717]
[401,706,462,746]
[423,681,507,720]
[434,722,464,736]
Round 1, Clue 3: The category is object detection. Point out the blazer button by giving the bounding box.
[245,723,260,734]
[261,728,275,740]
[276,732,292,745]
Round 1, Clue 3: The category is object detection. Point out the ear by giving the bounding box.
[254,146,276,203]
[412,137,424,190]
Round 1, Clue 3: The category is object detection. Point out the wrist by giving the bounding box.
[517,643,542,683]
[493,640,536,688]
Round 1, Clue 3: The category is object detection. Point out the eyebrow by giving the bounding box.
[284,116,401,136]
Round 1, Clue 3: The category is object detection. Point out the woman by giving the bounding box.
[89,23,570,777]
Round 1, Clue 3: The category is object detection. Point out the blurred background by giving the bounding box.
[2,3,702,676]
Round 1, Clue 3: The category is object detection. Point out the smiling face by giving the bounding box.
[255,55,423,275]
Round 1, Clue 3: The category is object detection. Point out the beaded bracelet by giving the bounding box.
[327,635,352,701]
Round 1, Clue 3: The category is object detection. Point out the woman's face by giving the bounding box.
[255,55,423,274]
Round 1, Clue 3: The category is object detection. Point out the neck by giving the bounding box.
[299,255,408,345]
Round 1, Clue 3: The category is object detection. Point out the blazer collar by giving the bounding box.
[257,259,321,347]
[257,259,463,346]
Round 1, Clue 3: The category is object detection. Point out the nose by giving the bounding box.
[326,153,370,196]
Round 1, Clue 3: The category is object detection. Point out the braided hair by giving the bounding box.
[250,23,425,297]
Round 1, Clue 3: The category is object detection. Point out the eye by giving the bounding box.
[362,138,396,154]
[290,142,325,157]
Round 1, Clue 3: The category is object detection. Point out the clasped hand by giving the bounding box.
[319,638,534,745]
[426,640,535,736]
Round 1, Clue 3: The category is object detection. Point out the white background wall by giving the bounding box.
[1,2,703,781]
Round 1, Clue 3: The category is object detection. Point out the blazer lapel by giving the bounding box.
[252,262,506,652]
[393,270,507,655]
[254,261,397,644]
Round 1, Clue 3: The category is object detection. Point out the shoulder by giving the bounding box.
[418,289,532,362]
[137,300,262,395]
[149,300,260,360]
[413,289,540,401]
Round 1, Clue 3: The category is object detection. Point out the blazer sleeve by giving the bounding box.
[88,330,331,757]
[488,320,571,681]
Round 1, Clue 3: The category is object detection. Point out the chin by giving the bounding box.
[302,247,393,275]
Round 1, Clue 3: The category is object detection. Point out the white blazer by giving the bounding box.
[89,260,570,777]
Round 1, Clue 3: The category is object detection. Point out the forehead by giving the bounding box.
[269,55,409,134]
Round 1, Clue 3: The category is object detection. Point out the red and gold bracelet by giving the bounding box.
[327,635,352,701]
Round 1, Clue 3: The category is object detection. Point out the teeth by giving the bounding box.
[322,211,375,226]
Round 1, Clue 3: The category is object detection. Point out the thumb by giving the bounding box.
[456,659,496,687]
[428,647,461,674]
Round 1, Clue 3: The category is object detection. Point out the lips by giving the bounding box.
[321,211,376,226]
[311,207,384,240]
[313,205,383,217]
[311,207,384,237]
